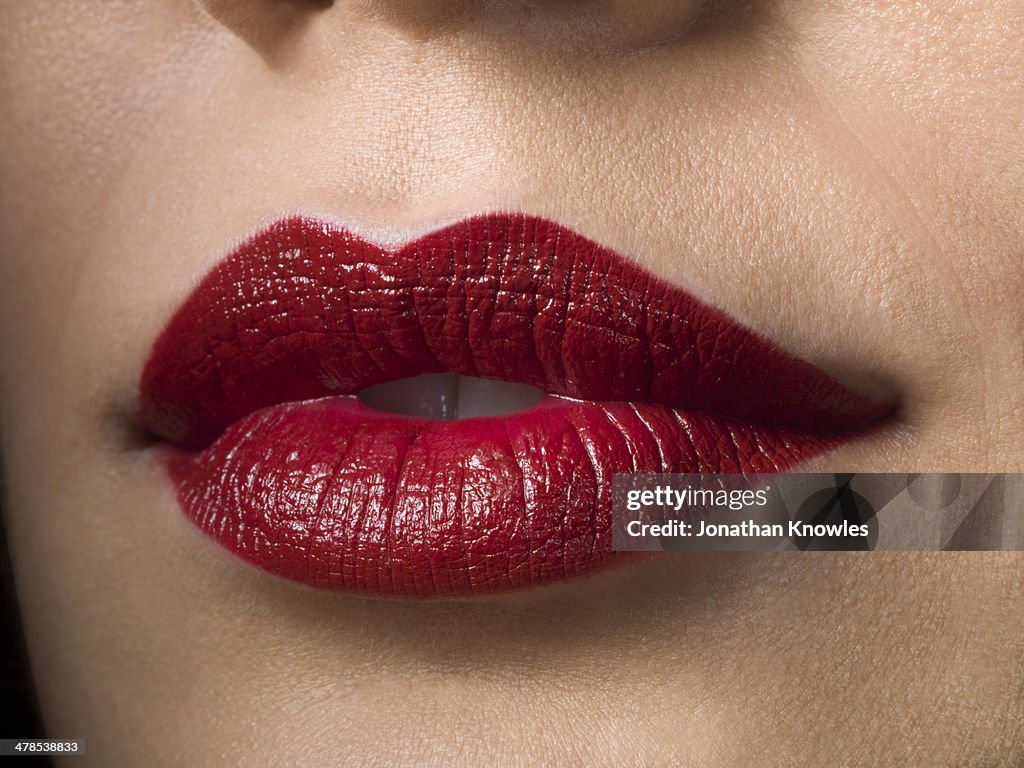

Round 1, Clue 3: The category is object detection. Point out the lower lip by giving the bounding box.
[167,394,840,597]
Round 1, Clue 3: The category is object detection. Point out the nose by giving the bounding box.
[594,0,714,48]
[348,0,480,36]
[352,0,711,48]
[201,0,713,54]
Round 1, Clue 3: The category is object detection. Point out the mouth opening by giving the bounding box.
[357,373,545,420]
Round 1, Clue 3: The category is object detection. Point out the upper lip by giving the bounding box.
[140,213,889,449]
[138,212,892,597]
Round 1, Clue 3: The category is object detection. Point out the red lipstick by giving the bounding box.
[139,214,888,596]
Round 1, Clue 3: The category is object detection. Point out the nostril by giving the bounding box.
[358,373,543,419]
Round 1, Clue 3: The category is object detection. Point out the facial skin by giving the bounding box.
[0,0,1022,765]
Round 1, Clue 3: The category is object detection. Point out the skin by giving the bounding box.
[1,0,1022,765]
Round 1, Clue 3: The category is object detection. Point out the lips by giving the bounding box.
[139,213,889,597]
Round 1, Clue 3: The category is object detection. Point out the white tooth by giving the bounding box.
[456,376,543,419]
[359,372,459,419]
[358,373,543,419]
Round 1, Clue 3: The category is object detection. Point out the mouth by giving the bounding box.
[138,213,891,597]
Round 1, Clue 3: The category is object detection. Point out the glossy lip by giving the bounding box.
[139,213,890,597]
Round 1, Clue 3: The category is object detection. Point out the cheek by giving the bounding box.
[783,2,1024,283]
[0,1,222,376]
[0,3,227,498]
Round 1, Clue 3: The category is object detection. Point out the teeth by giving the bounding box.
[456,376,544,418]
[358,373,543,420]
[359,372,459,419]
